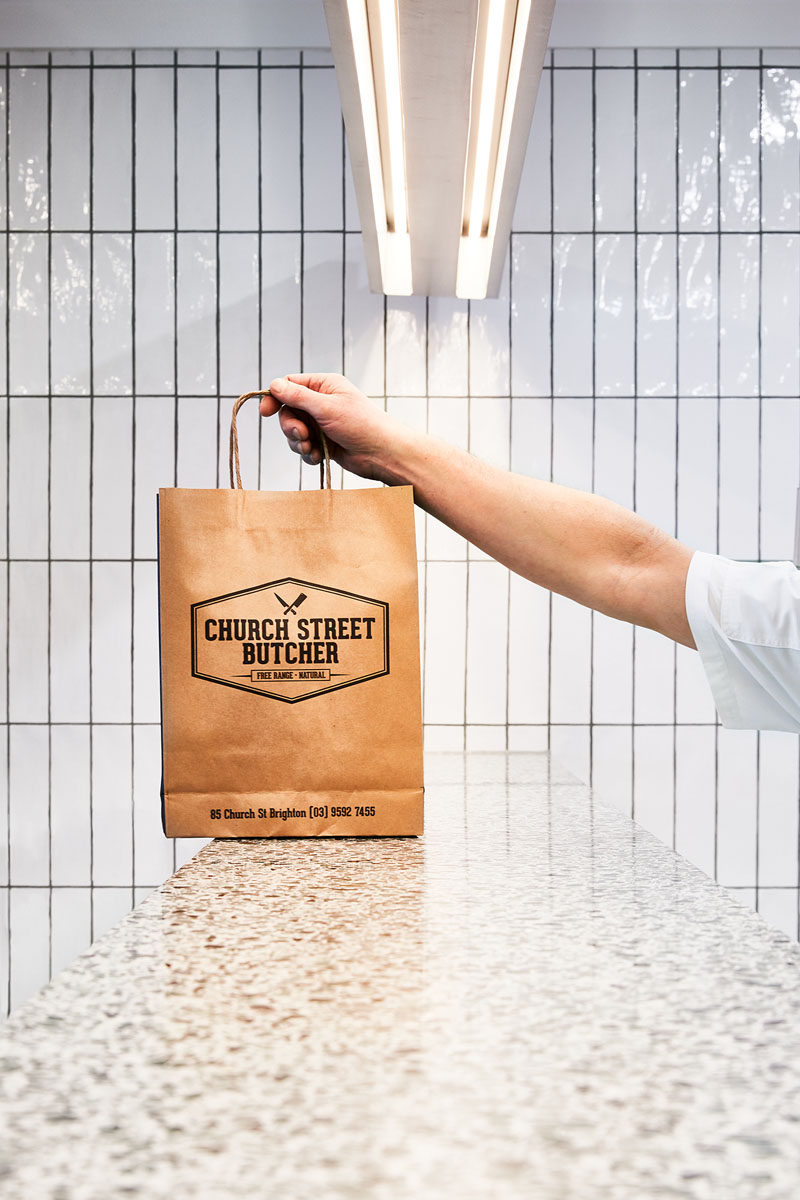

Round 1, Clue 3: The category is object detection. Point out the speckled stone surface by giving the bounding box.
[2,752,800,1199]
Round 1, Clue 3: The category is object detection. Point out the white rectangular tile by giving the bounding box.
[51,724,91,885]
[469,395,510,472]
[0,728,6,884]
[302,67,343,231]
[176,395,218,487]
[92,725,132,887]
[9,562,48,723]
[597,51,634,68]
[633,625,675,724]
[553,68,592,232]
[9,395,48,558]
[678,69,718,230]
[9,724,49,884]
[465,726,506,751]
[761,397,800,561]
[92,397,133,557]
[637,70,677,231]
[426,398,468,559]
[592,724,633,817]
[719,234,759,394]
[428,298,469,397]
[719,397,760,560]
[51,234,91,394]
[594,396,635,509]
[636,234,677,396]
[507,726,548,751]
[678,235,718,396]
[549,724,590,786]
[344,233,383,395]
[94,52,132,67]
[51,888,92,977]
[9,234,48,394]
[385,297,427,396]
[507,576,549,724]
[133,561,160,723]
[134,234,175,395]
[92,887,133,939]
[344,139,359,232]
[9,887,50,1009]
[761,68,800,230]
[592,611,633,723]
[675,725,716,878]
[92,234,133,394]
[466,560,508,724]
[51,68,90,230]
[423,562,467,725]
[261,70,301,231]
[8,68,48,228]
[549,594,591,723]
[634,396,677,533]
[134,723,173,887]
[761,235,800,396]
[0,238,6,394]
[177,233,217,393]
[260,231,301,386]
[511,396,552,481]
[134,886,156,906]
[134,397,175,558]
[511,235,551,397]
[758,731,799,887]
[92,68,132,231]
[219,67,260,230]
[553,234,593,396]
[173,838,211,869]
[470,269,510,396]
[91,562,132,723]
[513,65,550,230]
[595,69,635,231]
[303,233,343,375]
[675,640,717,723]
[135,67,175,230]
[633,725,674,848]
[219,233,259,394]
[51,396,90,557]
[717,726,758,887]
[552,394,593,491]
[50,562,90,723]
[677,396,717,552]
[595,234,635,396]
[176,66,217,229]
[756,889,798,941]
[0,890,8,1015]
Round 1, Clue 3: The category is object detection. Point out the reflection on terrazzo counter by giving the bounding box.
[2,752,800,1198]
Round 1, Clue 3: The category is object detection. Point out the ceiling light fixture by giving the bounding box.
[457,0,532,299]
[345,0,412,294]
[325,0,554,298]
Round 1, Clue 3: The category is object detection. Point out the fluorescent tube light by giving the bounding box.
[457,0,532,299]
[345,0,412,294]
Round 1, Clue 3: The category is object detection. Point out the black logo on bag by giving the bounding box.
[191,577,389,702]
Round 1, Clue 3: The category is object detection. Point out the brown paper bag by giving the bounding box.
[158,392,424,838]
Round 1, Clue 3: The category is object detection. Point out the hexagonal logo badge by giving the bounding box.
[191,577,389,703]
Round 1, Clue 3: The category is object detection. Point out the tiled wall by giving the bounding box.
[2,44,800,1014]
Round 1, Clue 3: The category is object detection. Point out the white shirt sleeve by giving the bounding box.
[685,551,800,733]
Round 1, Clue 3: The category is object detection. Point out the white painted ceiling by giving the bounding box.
[2,0,800,47]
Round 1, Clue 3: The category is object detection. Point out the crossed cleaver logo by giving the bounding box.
[191,577,389,703]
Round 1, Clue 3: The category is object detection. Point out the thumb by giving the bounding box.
[268,376,334,425]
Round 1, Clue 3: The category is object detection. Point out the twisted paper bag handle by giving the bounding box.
[229,390,332,492]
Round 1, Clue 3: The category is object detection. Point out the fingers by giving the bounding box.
[278,405,321,464]
[269,374,345,419]
[258,391,281,418]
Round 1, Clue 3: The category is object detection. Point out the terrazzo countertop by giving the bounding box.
[2,752,800,1198]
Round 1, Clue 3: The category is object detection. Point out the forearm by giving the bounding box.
[384,425,696,648]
